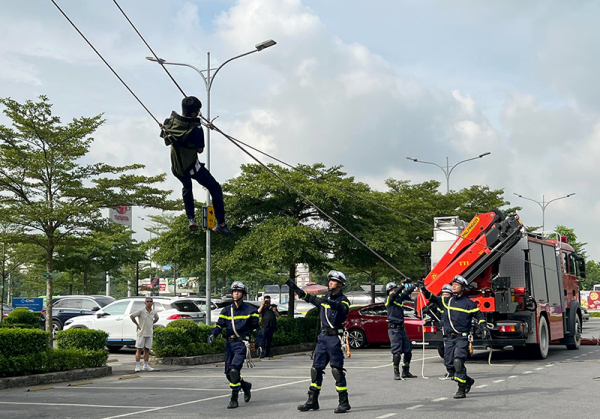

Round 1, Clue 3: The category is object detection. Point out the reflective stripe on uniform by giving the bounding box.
[310,383,321,390]
[230,382,241,387]
[385,296,403,307]
[219,313,260,320]
[342,301,350,307]
[322,303,331,308]
[442,298,480,313]
[478,319,486,324]
[336,386,348,391]
[454,377,467,383]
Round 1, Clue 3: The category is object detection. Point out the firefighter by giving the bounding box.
[208,281,260,409]
[438,283,455,380]
[419,275,490,399]
[286,270,351,414]
[385,281,417,380]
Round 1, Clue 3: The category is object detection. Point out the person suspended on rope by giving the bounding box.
[419,275,490,399]
[286,270,352,414]
[385,281,417,380]
[160,96,234,236]
[208,281,260,409]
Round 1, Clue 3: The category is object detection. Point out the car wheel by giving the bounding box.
[52,320,62,337]
[348,329,367,349]
[107,346,123,353]
[566,315,581,350]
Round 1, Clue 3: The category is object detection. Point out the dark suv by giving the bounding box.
[40,295,115,335]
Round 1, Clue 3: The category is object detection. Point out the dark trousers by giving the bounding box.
[224,340,249,393]
[310,334,346,393]
[444,336,469,383]
[261,326,276,357]
[174,165,225,224]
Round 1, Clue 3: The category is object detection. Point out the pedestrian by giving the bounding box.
[208,281,260,409]
[384,281,417,380]
[160,96,234,236]
[287,270,352,414]
[130,296,159,372]
[257,295,280,359]
[419,275,490,399]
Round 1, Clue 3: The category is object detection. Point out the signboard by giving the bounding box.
[589,291,600,310]
[13,298,44,311]
[581,291,590,309]
[202,206,216,229]
[109,205,132,228]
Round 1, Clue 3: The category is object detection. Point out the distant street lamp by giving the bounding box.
[147,39,277,325]
[513,193,575,231]
[406,152,491,193]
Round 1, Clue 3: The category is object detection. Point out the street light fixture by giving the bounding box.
[405,152,491,193]
[146,40,276,325]
[513,192,575,231]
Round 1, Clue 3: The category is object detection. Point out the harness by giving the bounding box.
[322,297,350,358]
[230,304,255,369]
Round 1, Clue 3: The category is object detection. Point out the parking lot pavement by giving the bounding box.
[1,344,599,419]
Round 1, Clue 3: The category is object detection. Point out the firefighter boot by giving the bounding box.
[394,366,401,380]
[393,354,402,380]
[465,377,475,394]
[297,391,319,411]
[334,392,351,414]
[227,391,239,409]
[453,383,466,399]
[402,365,417,379]
[242,381,252,402]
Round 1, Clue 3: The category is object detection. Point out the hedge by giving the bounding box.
[56,329,109,351]
[590,311,600,317]
[153,317,319,358]
[0,328,109,378]
[0,308,41,329]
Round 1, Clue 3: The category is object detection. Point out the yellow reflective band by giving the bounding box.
[322,303,331,308]
[230,382,241,387]
[310,383,321,389]
[478,319,486,323]
[342,301,350,307]
[215,324,222,328]
[385,296,390,307]
[393,301,404,307]
[386,296,403,307]
[442,299,480,313]
[336,386,348,391]
[454,377,467,383]
[219,314,258,320]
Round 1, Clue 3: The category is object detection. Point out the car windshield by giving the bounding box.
[95,297,116,307]
[171,301,201,312]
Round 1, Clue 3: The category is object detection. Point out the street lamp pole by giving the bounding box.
[513,192,575,231]
[146,39,276,325]
[405,152,491,193]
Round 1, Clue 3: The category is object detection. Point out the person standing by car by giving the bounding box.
[130,297,159,372]
[385,281,417,380]
[287,270,352,414]
[257,295,280,358]
[208,282,260,409]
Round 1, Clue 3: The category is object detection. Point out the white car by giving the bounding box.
[63,297,205,352]
[186,297,232,324]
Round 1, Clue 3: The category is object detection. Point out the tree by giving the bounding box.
[555,225,587,258]
[0,96,176,341]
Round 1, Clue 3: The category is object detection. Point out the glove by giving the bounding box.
[207,335,214,345]
[481,328,490,340]
[285,278,299,291]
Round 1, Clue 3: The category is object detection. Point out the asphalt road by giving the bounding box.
[1,320,599,419]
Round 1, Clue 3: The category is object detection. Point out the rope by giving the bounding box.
[420,294,429,379]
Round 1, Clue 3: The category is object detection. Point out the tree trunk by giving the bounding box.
[45,244,54,347]
[83,264,88,295]
[370,271,376,304]
[288,263,296,318]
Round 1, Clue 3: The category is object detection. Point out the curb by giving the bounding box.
[150,343,316,366]
[0,366,112,391]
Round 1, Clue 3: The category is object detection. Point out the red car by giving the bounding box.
[344,302,425,349]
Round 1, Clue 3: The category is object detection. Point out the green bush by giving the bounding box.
[56,329,108,351]
[305,307,320,318]
[1,308,40,328]
[0,328,49,357]
[590,311,600,317]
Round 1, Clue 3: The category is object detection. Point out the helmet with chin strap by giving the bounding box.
[441,284,453,294]
[385,282,399,293]
[231,281,247,300]
[327,270,347,286]
[451,275,468,288]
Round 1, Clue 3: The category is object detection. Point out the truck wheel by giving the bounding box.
[437,346,444,359]
[348,329,367,349]
[566,315,581,350]
[527,316,549,359]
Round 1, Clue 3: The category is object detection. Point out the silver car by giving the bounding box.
[582,307,591,322]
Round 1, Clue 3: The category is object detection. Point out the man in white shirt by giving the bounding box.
[130,297,159,372]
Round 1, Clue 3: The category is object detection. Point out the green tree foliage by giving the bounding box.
[555,225,587,257]
[0,96,176,341]
[583,260,600,291]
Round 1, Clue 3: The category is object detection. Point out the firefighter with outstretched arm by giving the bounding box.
[384,281,417,380]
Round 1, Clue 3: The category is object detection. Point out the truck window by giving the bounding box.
[543,245,562,307]
[568,254,577,275]
[562,252,568,273]
[529,242,548,302]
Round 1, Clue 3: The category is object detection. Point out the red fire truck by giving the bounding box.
[418,209,584,359]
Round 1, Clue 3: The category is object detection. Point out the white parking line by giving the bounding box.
[493,380,505,383]
[376,414,397,419]
[99,379,311,419]
[523,371,532,374]
[371,355,440,369]
[546,364,554,367]
[431,397,447,402]
[509,375,518,378]
[407,405,424,410]
[535,368,544,370]
[0,402,148,409]
[68,387,228,392]
[475,384,488,388]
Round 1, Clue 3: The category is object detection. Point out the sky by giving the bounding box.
[1,0,600,259]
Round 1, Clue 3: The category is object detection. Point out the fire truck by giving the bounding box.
[418,209,584,359]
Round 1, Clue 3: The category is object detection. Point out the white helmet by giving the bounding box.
[451,275,468,288]
[385,282,398,293]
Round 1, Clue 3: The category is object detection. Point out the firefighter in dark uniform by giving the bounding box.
[420,275,490,399]
[385,281,417,380]
[208,281,260,409]
[438,283,455,380]
[286,270,351,414]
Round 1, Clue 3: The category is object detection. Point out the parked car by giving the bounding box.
[63,297,205,352]
[344,291,386,306]
[582,307,591,323]
[2,304,14,318]
[343,302,424,349]
[245,300,304,318]
[187,297,232,324]
[40,295,116,335]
